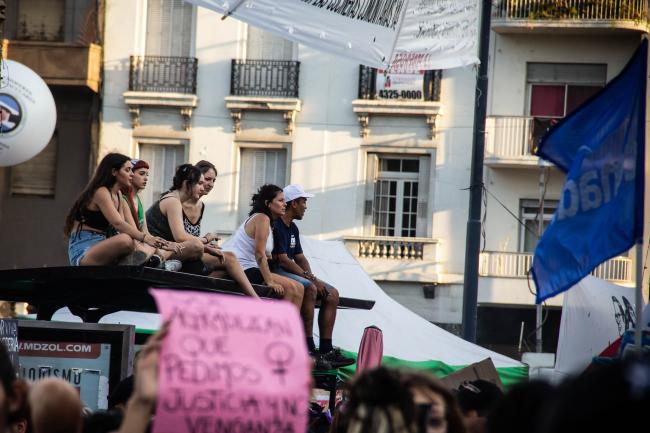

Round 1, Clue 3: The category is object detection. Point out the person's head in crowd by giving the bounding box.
[81,410,122,433]
[535,357,650,433]
[486,380,556,433]
[120,159,150,230]
[455,380,503,433]
[64,153,132,236]
[283,184,314,221]
[167,164,203,200]
[336,367,466,433]
[0,344,27,433]
[400,370,466,433]
[249,184,285,219]
[195,160,217,196]
[107,375,133,412]
[29,379,82,433]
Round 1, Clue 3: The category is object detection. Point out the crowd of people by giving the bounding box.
[64,152,354,369]
[2,329,649,433]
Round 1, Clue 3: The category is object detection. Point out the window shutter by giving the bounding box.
[363,153,378,234]
[238,148,287,223]
[146,0,192,57]
[246,26,294,60]
[138,144,185,210]
[10,134,58,196]
[416,155,430,237]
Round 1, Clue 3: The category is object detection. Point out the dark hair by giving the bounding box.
[195,160,217,176]
[249,184,283,219]
[64,153,131,236]
[166,164,202,196]
[120,159,149,230]
[457,379,503,416]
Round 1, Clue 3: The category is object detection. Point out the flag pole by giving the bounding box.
[462,0,492,342]
[635,244,643,347]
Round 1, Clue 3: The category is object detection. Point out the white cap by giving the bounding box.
[283,184,315,202]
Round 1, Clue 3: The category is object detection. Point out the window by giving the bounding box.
[10,133,58,197]
[237,148,287,223]
[17,0,65,41]
[145,0,193,57]
[246,25,294,60]
[527,63,606,145]
[520,199,559,253]
[138,143,185,210]
[365,155,430,238]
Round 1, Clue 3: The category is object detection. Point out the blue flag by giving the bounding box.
[532,40,647,304]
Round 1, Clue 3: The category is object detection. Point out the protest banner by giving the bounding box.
[151,289,311,433]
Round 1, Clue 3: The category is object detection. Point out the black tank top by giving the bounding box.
[79,193,121,232]
[146,195,205,240]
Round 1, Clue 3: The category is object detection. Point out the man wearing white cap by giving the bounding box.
[272,184,355,368]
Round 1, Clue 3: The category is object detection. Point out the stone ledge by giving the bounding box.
[123,91,198,131]
[352,99,443,139]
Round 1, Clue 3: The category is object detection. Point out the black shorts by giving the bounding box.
[244,267,265,285]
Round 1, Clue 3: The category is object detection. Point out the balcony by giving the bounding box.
[343,236,442,282]
[485,116,540,168]
[492,0,650,34]
[352,65,442,139]
[479,251,634,286]
[4,41,101,92]
[123,55,199,130]
[225,59,302,135]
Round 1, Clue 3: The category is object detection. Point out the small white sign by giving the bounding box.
[376,70,424,100]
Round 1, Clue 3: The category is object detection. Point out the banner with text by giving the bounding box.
[186,0,479,70]
[151,289,311,433]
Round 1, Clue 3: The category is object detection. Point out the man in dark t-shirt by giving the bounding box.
[272,184,354,368]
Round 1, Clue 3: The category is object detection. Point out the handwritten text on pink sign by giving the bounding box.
[151,289,311,433]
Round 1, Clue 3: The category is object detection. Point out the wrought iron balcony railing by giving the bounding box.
[358,65,442,102]
[479,251,633,284]
[230,59,300,98]
[129,56,198,94]
[493,0,649,22]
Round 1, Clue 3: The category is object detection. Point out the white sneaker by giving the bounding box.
[164,260,183,272]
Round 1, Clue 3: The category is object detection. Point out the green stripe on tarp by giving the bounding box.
[335,350,528,390]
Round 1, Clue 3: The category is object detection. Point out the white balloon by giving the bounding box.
[0,60,57,167]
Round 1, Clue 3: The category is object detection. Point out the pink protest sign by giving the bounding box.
[150,289,311,433]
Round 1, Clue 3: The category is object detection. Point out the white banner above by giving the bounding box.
[186,0,479,71]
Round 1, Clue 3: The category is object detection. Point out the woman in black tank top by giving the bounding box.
[146,164,259,298]
[64,153,172,266]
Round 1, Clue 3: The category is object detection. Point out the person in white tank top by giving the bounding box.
[222,184,303,309]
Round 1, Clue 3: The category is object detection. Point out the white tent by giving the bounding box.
[52,237,526,384]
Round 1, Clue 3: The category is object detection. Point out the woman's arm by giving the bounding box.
[252,215,275,284]
[93,187,158,247]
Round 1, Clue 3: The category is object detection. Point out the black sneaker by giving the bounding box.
[311,353,333,371]
[144,254,163,269]
[320,348,355,368]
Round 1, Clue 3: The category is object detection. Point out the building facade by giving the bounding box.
[0,0,103,268]
[80,0,646,357]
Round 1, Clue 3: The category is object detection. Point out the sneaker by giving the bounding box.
[164,259,183,272]
[311,353,333,371]
[320,348,355,368]
[144,254,163,269]
[117,251,148,266]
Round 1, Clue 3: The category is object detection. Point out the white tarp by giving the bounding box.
[186,0,479,71]
[554,276,640,379]
[51,238,520,369]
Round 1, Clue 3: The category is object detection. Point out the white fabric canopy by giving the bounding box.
[186,0,480,70]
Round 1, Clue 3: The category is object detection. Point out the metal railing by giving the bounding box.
[485,116,536,158]
[230,59,300,97]
[493,0,649,21]
[358,65,442,101]
[479,251,633,283]
[344,236,438,260]
[129,56,198,94]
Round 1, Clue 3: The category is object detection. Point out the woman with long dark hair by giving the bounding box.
[64,153,167,266]
[222,184,303,308]
[145,164,259,297]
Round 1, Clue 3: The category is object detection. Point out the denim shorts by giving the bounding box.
[68,230,106,266]
[274,268,334,293]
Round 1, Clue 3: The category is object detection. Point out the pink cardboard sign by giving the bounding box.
[150,289,311,433]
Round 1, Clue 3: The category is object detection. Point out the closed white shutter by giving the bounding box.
[138,144,185,210]
[246,25,294,60]
[146,0,192,57]
[10,134,58,196]
[363,153,378,234]
[237,148,287,223]
[416,155,431,237]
